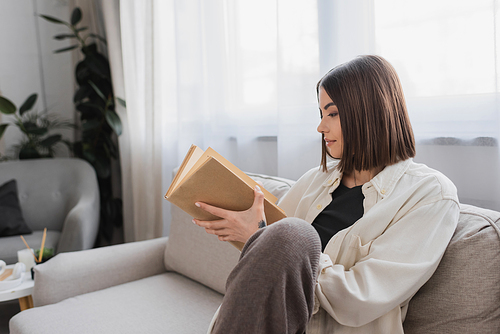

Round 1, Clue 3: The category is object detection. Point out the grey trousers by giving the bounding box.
[212,218,322,334]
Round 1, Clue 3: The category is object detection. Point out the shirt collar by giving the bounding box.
[366,159,412,198]
[322,159,413,198]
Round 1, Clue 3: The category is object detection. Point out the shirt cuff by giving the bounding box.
[318,252,334,278]
[313,253,334,315]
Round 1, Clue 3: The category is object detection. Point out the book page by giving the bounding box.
[166,145,279,205]
[166,145,204,197]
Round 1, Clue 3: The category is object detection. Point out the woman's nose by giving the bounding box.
[317,118,328,134]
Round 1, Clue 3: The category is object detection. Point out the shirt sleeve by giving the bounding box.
[315,198,459,327]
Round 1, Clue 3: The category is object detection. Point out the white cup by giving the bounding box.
[17,249,36,272]
[0,260,6,276]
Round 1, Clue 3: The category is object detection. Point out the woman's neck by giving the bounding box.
[342,166,384,188]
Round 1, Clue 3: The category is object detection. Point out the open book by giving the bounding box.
[164,145,287,250]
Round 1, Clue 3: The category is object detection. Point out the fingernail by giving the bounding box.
[192,219,197,224]
[195,202,201,207]
[255,185,261,191]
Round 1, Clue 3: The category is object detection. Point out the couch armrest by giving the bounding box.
[33,237,168,307]
[56,200,100,253]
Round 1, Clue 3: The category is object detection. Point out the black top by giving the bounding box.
[312,183,365,251]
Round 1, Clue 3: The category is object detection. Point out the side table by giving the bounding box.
[0,265,34,311]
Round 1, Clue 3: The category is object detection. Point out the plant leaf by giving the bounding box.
[93,154,110,179]
[19,94,38,115]
[75,60,90,84]
[0,96,17,114]
[82,119,101,131]
[23,122,48,136]
[54,34,76,40]
[54,45,79,53]
[40,134,62,147]
[84,54,110,78]
[61,139,74,152]
[116,97,126,108]
[76,102,102,119]
[39,14,67,25]
[82,145,96,163]
[71,8,82,26]
[88,80,107,101]
[73,84,93,103]
[103,133,118,159]
[89,33,107,45]
[82,43,98,55]
[76,27,88,32]
[19,147,41,160]
[0,123,9,139]
[105,110,122,136]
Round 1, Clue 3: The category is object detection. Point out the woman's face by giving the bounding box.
[317,87,343,159]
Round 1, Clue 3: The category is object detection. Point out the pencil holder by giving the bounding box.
[30,248,54,280]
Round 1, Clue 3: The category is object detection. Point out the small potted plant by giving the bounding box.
[0,93,73,160]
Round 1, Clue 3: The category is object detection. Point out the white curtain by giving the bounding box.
[101,0,500,239]
[157,0,324,233]
[100,0,164,241]
[373,0,500,211]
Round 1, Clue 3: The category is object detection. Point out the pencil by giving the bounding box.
[39,228,47,263]
[20,235,39,263]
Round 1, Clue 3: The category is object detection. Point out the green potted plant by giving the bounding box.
[0,93,73,160]
[40,7,123,244]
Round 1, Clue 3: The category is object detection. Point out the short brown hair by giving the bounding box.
[317,55,415,173]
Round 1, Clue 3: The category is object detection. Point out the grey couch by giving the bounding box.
[9,172,500,333]
[0,158,100,264]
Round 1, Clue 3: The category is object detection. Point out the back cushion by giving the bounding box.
[0,159,97,231]
[164,171,295,294]
[404,204,500,333]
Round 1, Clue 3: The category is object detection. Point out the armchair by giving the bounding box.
[0,158,100,264]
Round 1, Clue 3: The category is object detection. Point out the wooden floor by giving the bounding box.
[0,299,20,334]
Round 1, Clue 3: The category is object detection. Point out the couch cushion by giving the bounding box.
[0,159,97,232]
[165,171,295,294]
[10,272,223,334]
[404,204,500,333]
[0,179,31,237]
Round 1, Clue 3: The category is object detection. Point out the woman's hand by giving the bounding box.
[193,185,267,244]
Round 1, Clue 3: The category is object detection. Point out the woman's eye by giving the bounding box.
[328,112,338,117]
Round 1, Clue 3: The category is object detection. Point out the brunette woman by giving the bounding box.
[194,55,459,334]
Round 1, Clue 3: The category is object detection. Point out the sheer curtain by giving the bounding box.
[157,0,324,233]
[102,0,500,239]
[101,0,322,236]
[373,0,500,211]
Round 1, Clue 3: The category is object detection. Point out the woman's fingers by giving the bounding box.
[253,185,265,207]
[195,201,231,219]
[253,185,267,223]
[194,219,235,237]
[193,218,227,230]
[193,185,267,243]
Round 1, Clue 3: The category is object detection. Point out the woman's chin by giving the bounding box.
[328,149,342,159]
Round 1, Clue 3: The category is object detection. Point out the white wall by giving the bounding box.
[0,0,74,156]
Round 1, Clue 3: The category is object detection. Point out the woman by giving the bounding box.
[194,55,460,333]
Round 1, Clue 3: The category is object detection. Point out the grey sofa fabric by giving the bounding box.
[33,237,168,307]
[0,158,100,264]
[404,204,500,333]
[11,273,223,334]
[9,171,500,333]
[164,170,296,295]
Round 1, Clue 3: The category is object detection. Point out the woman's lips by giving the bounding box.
[325,139,336,146]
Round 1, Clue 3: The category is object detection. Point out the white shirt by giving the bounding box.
[278,158,459,333]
